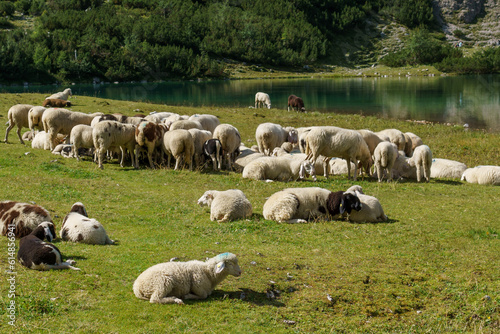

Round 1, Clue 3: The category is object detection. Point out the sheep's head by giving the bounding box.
[197,191,215,207]
[340,193,362,215]
[33,222,56,242]
[287,128,298,144]
[213,252,241,277]
[299,160,316,181]
[69,202,88,217]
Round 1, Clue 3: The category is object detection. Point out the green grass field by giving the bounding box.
[0,93,498,333]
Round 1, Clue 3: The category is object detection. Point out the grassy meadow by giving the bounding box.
[0,93,499,333]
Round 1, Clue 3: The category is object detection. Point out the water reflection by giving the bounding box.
[2,75,499,131]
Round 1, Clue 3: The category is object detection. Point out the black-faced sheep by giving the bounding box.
[17,222,80,271]
[4,104,35,144]
[262,187,362,223]
[255,122,298,156]
[287,95,305,112]
[344,186,388,223]
[0,201,53,238]
[203,139,224,171]
[188,129,213,169]
[255,92,271,109]
[60,202,114,245]
[197,189,253,222]
[133,252,241,304]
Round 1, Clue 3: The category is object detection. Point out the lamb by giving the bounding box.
[17,222,80,271]
[162,129,195,170]
[328,158,357,176]
[22,131,35,142]
[407,144,432,182]
[42,98,72,108]
[287,95,305,112]
[189,114,221,133]
[135,121,169,168]
[133,252,241,304]
[242,155,315,182]
[31,131,66,150]
[375,129,406,151]
[461,166,500,185]
[255,122,298,156]
[357,129,384,156]
[41,108,103,150]
[304,126,372,180]
[255,92,271,109]
[213,124,241,171]
[344,186,388,223]
[188,129,213,169]
[4,104,34,144]
[46,88,72,100]
[203,139,224,171]
[28,106,47,134]
[168,119,203,131]
[60,202,114,245]
[92,120,138,169]
[262,187,361,223]
[430,158,467,179]
[373,142,399,182]
[197,189,253,222]
[52,144,75,158]
[70,124,94,161]
[0,201,53,238]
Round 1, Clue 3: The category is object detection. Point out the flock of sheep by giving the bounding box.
[3,88,500,305]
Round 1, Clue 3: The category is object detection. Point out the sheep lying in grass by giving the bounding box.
[42,98,71,108]
[31,131,66,150]
[461,165,500,185]
[263,187,361,223]
[0,201,53,238]
[407,145,432,182]
[255,122,298,156]
[373,142,399,182]
[4,104,34,144]
[430,158,467,179]
[133,252,241,304]
[344,186,388,223]
[60,202,114,245]
[197,189,252,222]
[46,88,72,100]
[255,92,271,109]
[242,155,315,182]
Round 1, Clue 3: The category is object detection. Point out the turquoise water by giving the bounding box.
[2,75,499,131]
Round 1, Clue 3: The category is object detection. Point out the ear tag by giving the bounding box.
[216,261,225,274]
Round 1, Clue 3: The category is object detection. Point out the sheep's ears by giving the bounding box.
[215,261,225,274]
[339,198,346,215]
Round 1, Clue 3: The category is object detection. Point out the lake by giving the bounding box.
[2,75,499,131]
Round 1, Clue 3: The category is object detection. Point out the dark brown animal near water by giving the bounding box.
[43,98,72,108]
[287,95,305,112]
[0,201,53,238]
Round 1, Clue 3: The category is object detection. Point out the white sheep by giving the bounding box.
[92,120,138,169]
[60,202,114,245]
[461,166,500,185]
[162,129,195,170]
[263,187,362,223]
[407,144,432,182]
[46,88,72,100]
[213,124,241,171]
[145,112,175,123]
[135,121,169,169]
[188,128,213,169]
[430,158,467,179]
[197,189,253,222]
[28,106,47,134]
[255,122,298,156]
[304,126,372,180]
[328,158,357,176]
[373,142,399,182]
[189,114,220,133]
[70,124,94,161]
[233,145,266,172]
[41,108,103,150]
[31,131,66,150]
[375,129,406,151]
[344,186,388,223]
[255,92,271,109]
[52,144,75,158]
[357,129,384,156]
[405,132,423,151]
[169,119,203,131]
[133,252,241,304]
[4,104,34,144]
[242,155,315,182]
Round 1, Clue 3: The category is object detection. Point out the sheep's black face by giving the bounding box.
[341,194,362,214]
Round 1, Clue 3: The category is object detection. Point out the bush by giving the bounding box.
[0,1,15,16]
[0,17,13,28]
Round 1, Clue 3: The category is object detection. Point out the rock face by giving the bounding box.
[434,0,485,23]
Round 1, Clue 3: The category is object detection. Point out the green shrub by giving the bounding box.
[0,1,15,16]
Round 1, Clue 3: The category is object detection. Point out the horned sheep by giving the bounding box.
[255,122,298,156]
[255,92,271,109]
[133,252,241,304]
[461,165,500,185]
[197,189,253,222]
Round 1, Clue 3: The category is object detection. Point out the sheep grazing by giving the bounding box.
[203,139,223,171]
[4,104,35,144]
[407,145,432,182]
[461,165,500,186]
[133,252,241,304]
[197,189,252,222]
[162,129,195,170]
[213,124,241,171]
[135,121,169,168]
[255,92,271,109]
[17,222,80,271]
[28,106,47,134]
[0,201,53,238]
[242,156,315,182]
[263,187,361,223]
[60,202,114,245]
[41,108,103,150]
[92,120,138,169]
[188,129,213,169]
[375,129,406,151]
[169,119,203,131]
[304,126,372,181]
[430,158,467,179]
[344,186,388,223]
[46,88,72,100]
[357,129,384,156]
[255,122,298,156]
[373,142,399,182]
[70,124,94,161]
[189,114,221,133]
[42,98,72,108]
[287,95,305,112]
